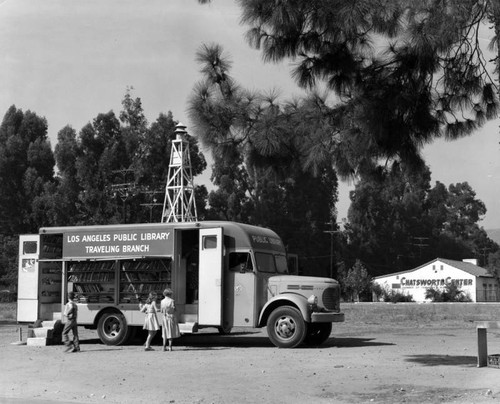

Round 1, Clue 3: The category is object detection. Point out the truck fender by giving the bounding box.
[258,293,310,327]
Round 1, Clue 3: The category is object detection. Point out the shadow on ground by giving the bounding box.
[1,322,396,350]
[77,331,395,350]
[404,354,477,367]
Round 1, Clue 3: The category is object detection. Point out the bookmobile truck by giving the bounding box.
[17,221,344,348]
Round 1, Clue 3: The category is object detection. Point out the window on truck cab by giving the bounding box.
[255,252,288,274]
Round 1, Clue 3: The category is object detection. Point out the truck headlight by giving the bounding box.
[307,294,318,310]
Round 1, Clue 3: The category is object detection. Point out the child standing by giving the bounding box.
[139,292,160,351]
[160,288,180,351]
[62,291,80,353]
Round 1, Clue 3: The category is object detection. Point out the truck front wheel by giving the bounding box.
[304,323,332,346]
[97,311,131,346]
[266,306,307,348]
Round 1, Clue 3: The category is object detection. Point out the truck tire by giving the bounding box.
[266,306,307,348]
[303,323,332,346]
[97,311,131,346]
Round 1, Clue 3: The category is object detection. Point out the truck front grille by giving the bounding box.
[322,287,339,311]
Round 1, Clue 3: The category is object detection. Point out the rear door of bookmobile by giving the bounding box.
[18,233,64,323]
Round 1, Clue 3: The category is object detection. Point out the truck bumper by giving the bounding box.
[311,312,345,323]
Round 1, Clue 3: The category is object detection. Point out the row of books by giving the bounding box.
[41,290,60,297]
[41,237,63,258]
[69,261,114,272]
[41,266,62,275]
[73,283,108,293]
[68,272,114,282]
[42,245,62,254]
[41,277,62,285]
[120,271,169,282]
[76,294,114,303]
[121,260,171,272]
[121,283,170,293]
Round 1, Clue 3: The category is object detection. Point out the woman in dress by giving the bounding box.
[139,292,160,351]
[160,288,180,351]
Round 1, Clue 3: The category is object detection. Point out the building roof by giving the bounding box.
[373,257,494,279]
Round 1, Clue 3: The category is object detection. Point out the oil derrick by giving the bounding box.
[161,123,198,223]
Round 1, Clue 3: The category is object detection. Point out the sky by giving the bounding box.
[1,0,499,229]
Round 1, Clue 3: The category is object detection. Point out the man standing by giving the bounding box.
[62,291,80,353]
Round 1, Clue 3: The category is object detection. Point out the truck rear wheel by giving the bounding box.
[97,311,131,346]
[303,323,332,346]
[266,306,307,348]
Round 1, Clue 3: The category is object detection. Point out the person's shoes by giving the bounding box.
[64,343,74,353]
[168,347,172,351]
[144,347,154,351]
[162,347,166,352]
[71,347,80,352]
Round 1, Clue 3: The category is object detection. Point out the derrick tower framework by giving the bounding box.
[161,123,198,223]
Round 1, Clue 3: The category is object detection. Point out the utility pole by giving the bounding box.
[324,222,335,279]
[411,237,429,258]
[140,190,163,223]
[111,168,136,223]
[478,247,490,267]
[161,123,198,223]
[324,220,343,279]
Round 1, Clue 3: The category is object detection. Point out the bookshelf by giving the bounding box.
[39,262,62,303]
[119,259,171,304]
[68,261,116,304]
[39,234,63,259]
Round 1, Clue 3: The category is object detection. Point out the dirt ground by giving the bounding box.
[1,321,500,404]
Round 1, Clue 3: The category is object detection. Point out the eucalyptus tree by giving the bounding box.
[73,111,127,224]
[52,91,208,225]
[346,163,498,275]
[346,162,432,275]
[50,125,82,226]
[0,106,55,289]
[0,106,55,234]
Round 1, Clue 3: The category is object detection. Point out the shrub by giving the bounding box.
[0,302,16,320]
[382,289,414,303]
[372,283,414,303]
[425,284,472,302]
[371,282,384,300]
[0,291,16,303]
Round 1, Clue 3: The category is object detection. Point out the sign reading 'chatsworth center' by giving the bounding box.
[400,277,473,288]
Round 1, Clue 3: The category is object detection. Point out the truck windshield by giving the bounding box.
[255,252,288,274]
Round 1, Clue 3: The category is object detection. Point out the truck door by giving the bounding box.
[228,252,256,327]
[198,228,223,326]
[17,235,40,322]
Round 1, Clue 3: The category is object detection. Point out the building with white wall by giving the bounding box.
[373,258,499,302]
